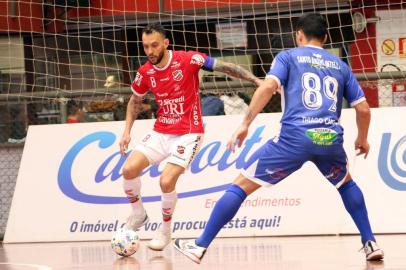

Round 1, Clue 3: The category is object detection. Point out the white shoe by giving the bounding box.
[362,240,384,261]
[148,229,171,251]
[173,239,206,264]
[124,210,149,231]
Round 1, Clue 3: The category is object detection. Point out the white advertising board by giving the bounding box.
[4,108,406,242]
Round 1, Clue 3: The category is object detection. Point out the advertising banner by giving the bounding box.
[4,108,406,242]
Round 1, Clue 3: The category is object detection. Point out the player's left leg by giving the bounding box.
[148,133,204,251]
[174,138,306,263]
[313,151,384,261]
[173,174,260,264]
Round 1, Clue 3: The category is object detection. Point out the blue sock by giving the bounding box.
[196,184,247,248]
[338,180,375,245]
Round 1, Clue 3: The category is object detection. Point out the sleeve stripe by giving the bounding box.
[350,97,366,107]
[265,74,281,87]
[131,85,147,97]
[203,56,216,70]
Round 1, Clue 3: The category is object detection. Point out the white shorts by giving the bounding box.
[134,130,204,168]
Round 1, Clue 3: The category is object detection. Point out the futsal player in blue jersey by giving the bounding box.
[174,13,384,263]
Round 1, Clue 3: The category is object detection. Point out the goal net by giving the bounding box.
[0,0,405,134]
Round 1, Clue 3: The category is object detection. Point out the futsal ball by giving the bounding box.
[111,228,140,257]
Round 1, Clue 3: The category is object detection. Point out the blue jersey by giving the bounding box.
[267,45,365,151]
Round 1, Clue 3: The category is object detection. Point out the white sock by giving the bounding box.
[123,177,144,215]
[161,191,177,232]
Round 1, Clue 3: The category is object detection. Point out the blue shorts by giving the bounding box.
[241,136,348,187]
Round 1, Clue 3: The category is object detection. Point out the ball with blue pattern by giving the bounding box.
[111,228,140,256]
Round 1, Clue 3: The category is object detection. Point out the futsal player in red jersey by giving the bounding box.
[119,23,261,251]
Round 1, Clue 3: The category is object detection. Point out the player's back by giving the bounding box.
[268,45,365,153]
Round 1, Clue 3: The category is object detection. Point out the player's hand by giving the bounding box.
[120,133,131,155]
[227,124,249,152]
[355,137,370,159]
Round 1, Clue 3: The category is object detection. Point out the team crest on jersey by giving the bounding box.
[134,72,143,86]
[177,145,185,154]
[172,70,183,81]
[190,54,205,66]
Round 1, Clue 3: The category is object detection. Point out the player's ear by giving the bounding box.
[163,38,169,48]
[322,34,328,44]
[295,30,302,46]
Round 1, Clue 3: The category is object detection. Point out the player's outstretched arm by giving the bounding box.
[212,59,262,86]
[227,78,278,152]
[120,94,143,155]
[353,100,371,159]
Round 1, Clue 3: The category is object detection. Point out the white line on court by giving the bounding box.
[0,263,53,270]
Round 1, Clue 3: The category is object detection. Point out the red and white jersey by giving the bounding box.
[131,50,207,135]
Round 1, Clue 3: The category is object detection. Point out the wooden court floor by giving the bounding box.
[0,235,405,270]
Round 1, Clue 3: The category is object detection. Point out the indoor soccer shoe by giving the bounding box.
[124,210,149,231]
[362,240,384,261]
[148,229,172,251]
[173,239,206,264]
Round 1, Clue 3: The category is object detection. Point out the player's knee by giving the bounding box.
[122,164,140,180]
[159,176,176,193]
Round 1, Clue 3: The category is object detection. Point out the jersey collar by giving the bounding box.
[304,44,323,49]
[153,50,173,71]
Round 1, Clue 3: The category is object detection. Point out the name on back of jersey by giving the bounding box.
[297,56,340,70]
[302,116,338,125]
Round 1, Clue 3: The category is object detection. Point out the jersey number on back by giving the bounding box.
[301,72,338,112]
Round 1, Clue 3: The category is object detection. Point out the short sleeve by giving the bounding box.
[266,50,290,87]
[343,63,366,106]
[187,51,207,73]
[131,71,149,96]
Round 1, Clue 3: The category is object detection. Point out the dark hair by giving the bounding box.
[67,100,81,115]
[295,13,327,41]
[142,23,167,38]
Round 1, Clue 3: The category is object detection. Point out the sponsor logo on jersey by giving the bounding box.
[190,54,205,66]
[305,128,338,145]
[156,92,168,98]
[172,70,183,81]
[171,61,181,69]
[134,72,143,86]
[187,135,202,167]
[146,69,156,75]
[177,145,185,154]
[173,84,181,92]
[192,104,199,126]
[160,77,170,82]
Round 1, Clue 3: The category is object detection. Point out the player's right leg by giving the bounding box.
[173,174,260,264]
[122,131,168,231]
[122,150,150,231]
